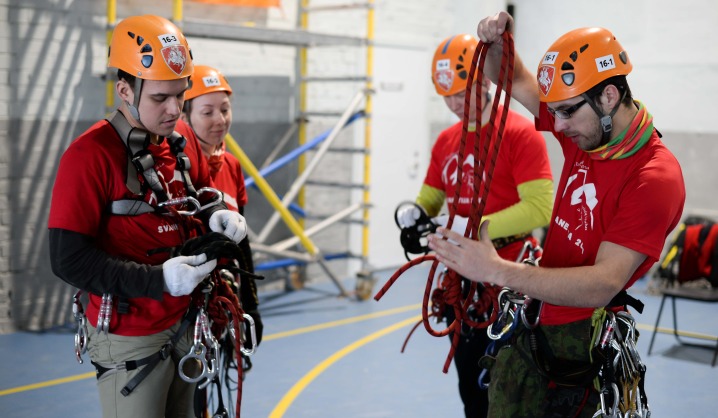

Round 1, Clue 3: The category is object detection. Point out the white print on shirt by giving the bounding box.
[441,152,485,206]
[554,163,597,254]
[158,223,179,234]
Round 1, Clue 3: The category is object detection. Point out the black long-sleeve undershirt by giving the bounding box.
[49,228,165,301]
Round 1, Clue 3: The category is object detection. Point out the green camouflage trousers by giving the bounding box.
[487,318,601,418]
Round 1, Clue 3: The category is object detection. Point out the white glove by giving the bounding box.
[209,209,248,243]
[162,254,218,296]
[433,214,470,236]
[397,206,421,228]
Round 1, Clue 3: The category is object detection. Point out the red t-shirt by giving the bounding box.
[175,122,248,211]
[212,152,248,211]
[423,106,553,259]
[536,103,685,325]
[48,118,214,336]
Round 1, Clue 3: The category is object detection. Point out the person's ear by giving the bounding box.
[601,84,621,107]
[116,79,134,103]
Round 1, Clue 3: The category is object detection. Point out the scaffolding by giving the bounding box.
[104,0,376,298]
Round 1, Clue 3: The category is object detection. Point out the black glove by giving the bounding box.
[245,309,263,346]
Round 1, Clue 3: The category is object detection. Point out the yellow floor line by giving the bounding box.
[0,304,421,397]
[0,372,95,397]
[1,308,714,398]
[263,304,421,341]
[268,315,421,418]
[636,323,718,341]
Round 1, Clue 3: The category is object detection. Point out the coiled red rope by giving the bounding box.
[374,31,515,373]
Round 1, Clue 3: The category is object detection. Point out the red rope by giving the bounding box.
[374,32,515,373]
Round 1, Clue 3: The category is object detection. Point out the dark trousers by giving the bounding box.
[446,301,491,418]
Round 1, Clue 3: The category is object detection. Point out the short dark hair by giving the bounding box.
[117,69,136,88]
[586,75,633,106]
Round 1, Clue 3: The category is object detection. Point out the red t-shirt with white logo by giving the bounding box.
[48,118,213,336]
[423,106,553,259]
[536,103,685,325]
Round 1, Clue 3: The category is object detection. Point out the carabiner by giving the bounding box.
[158,196,201,216]
[196,187,224,212]
[240,313,258,356]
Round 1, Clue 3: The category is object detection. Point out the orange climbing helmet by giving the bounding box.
[185,65,233,101]
[431,34,478,96]
[108,15,194,80]
[537,27,632,103]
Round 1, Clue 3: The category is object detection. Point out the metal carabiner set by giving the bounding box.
[593,310,651,418]
[178,309,220,390]
[72,291,89,364]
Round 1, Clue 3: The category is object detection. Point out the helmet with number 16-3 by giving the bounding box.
[537,27,632,103]
[108,14,194,80]
[431,34,478,97]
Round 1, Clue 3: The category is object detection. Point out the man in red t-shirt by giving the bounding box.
[429,13,685,418]
[48,16,248,418]
[179,64,262,342]
[397,34,554,418]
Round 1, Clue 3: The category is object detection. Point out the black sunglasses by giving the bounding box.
[548,99,588,119]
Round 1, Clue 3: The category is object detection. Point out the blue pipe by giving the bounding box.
[244,111,365,189]
[255,252,351,271]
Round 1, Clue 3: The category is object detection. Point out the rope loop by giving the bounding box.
[375,31,515,373]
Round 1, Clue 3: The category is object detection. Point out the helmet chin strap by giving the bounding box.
[582,89,626,145]
[126,78,144,123]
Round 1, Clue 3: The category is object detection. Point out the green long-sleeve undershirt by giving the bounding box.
[415,178,554,239]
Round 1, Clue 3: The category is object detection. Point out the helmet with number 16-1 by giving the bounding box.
[537,27,632,103]
[108,14,194,80]
[431,34,478,97]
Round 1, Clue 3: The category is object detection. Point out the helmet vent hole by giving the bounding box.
[140,44,152,53]
[141,55,153,69]
[561,62,574,71]
[619,51,628,64]
[458,70,468,80]
[561,73,575,86]
[136,36,144,46]
[569,51,578,62]
[579,44,589,53]
[128,31,135,39]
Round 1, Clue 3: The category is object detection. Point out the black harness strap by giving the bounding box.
[522,290,644,387]
[91,304,200,396]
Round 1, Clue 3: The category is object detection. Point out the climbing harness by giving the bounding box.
[375,31,516,373]
[477,240,543,389]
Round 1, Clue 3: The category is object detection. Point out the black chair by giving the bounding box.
[647,286,718,367]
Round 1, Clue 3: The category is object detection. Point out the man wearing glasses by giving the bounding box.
[428,11,686,417]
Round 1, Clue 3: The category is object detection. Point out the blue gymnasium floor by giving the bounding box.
[1,265,717,417]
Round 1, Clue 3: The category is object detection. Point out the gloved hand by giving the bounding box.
[162,254,218,296]
[245,309,263,346]
[397,205,421,228]
[209,209,247,243]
